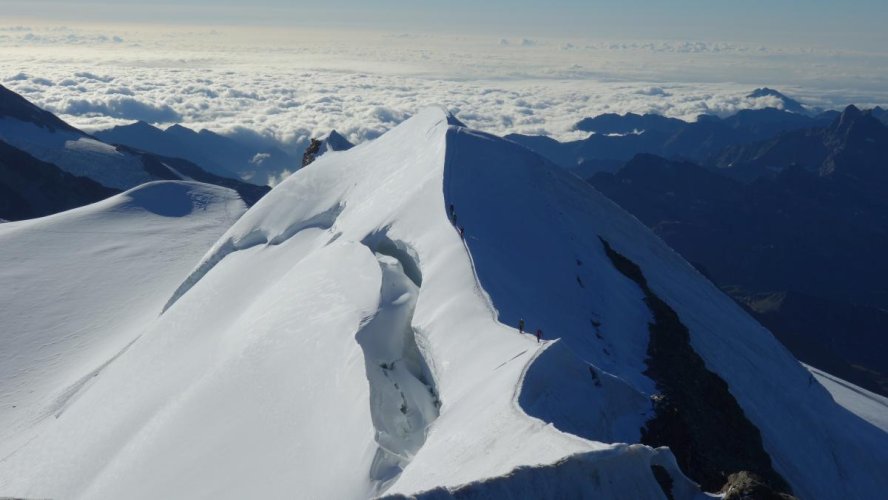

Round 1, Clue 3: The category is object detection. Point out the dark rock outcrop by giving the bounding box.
[722,471,797,500]
[302,130,354,167]
[302,138,323,167]
[600,237,792,496]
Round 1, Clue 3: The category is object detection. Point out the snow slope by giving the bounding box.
[0,108,885,499]
[809,365,888,432]
[0,182,247,452]
[0,117,156,189]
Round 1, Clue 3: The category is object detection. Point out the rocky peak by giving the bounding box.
[302,130,355,167]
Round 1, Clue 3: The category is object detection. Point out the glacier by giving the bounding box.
[0,108,885,499]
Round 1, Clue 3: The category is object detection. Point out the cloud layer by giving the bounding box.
[2,24,887,151]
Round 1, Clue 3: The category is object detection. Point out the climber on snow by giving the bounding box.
[518,318,525,333]
[535,328,542,343]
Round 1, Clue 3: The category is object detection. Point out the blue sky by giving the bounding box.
[5,0,887,50]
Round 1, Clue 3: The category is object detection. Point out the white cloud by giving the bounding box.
[634,87,670,97]
[74,72,115,83]
[250,153,271,166]
[15,32,125,46]
[31,77,54,86]
[5,72,29,81]
[55,97,183,123]
[0,24,886,150]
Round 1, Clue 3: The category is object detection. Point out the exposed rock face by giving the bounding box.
[600,237,792,496]
[302,130,355,167]
[722,471,797,500]
[302,138,324,167]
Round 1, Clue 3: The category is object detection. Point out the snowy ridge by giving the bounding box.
[443,118,888,499]
[0,108,885,499]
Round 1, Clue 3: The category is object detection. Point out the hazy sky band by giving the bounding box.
[5,1,888,51]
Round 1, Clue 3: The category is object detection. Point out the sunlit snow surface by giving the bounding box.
[0,181,246,453]
[0,109,885,499]
[0,117,154,189]
[808,365,888,433]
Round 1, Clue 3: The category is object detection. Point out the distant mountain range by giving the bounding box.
[713,105,888,185]
[0,84,268,220]
[507,95,843,178]
[514,93,888,396]
[95,121,302,187]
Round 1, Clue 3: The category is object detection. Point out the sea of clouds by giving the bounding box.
[2,24,887,153]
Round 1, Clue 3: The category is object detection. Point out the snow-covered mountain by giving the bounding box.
[95,121,301,186]
[0,108,885,499]
[0,138,117,220]
[0,84,268,204]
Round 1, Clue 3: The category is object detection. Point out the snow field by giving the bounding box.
[1,108,885,499]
